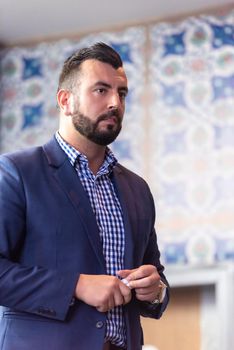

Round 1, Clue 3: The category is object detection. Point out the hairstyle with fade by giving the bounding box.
[57,42,123,92]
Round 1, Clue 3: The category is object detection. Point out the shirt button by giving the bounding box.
[96,321,104,329]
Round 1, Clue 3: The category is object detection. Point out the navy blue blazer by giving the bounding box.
[0,137,169,350]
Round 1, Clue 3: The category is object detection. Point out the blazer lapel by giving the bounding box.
[43,138,106,270]
[112,166,138,269]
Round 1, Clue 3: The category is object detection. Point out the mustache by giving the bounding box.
[97,109,121,123]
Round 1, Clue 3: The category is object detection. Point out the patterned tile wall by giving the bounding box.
[150,10,234,265]
[0,9,234,266]
[0,27,146,175]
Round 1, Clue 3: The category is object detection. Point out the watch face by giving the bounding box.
[151,298,160,305]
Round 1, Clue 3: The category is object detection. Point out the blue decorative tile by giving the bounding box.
[110,43,132,63]
[22,57,43,80]
[212,74,234,100]
[22,103,44,129]
[163,32,186,56]
[211,24,234,48]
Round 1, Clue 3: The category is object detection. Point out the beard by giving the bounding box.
[71,108,122,146]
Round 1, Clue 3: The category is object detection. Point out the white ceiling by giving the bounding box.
[0,0,233,45]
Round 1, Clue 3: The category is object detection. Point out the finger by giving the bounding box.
[119,280,132,295]
[134,285,157,296]
[108,295,115,310]
[123,266,148,282]
[113,290,124,307]
[119,281,132,305]
[116,269,133,279]
[135,292,156,302]
[123,291,132,305]
[128,276,156,289]
[128,270,160,289]
[96,305,108,312]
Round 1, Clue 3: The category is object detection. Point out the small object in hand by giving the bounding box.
[121,278,131,288]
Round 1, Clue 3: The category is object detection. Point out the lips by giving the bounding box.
[102,116,117,124]
[98,109,120,122]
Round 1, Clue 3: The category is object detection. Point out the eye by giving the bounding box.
[96,88,107,94]
[119,90,127,100]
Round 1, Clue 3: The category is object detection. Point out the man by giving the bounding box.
[0,42,169,350]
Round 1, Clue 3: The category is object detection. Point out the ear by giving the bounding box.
[57,89,73,116]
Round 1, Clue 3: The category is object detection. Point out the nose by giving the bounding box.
[107,92,121,110]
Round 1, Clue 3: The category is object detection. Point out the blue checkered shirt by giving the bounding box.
[55,132,126,348]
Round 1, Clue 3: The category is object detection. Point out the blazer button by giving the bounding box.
[47,309,56,316]
[37,307,56,317]
[96,321,104,329]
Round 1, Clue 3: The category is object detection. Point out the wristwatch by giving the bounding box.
[150,280,167,305]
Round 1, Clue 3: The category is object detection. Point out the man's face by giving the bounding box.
[70,59,128,146]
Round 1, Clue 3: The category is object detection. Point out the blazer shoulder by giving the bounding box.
[0,137,59,168]
[0,145,45,172]
[1,145,43,160]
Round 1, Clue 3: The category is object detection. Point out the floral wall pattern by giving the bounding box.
[0,27,146,175]
[0,9,234,266]
[150,10,234,265]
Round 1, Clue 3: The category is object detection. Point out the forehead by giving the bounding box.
[78,59,128,87]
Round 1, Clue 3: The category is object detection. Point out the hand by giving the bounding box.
[75,274,132,312]
[117,265,161,303]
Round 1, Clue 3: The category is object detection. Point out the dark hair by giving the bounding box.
[58,42,123,91]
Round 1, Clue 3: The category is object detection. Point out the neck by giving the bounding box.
[58,128,106,175]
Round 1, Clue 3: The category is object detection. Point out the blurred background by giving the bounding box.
[0,0,234,349]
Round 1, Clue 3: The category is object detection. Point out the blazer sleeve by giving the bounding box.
[0,155,78,321]
[137,226,170,319]
[137,184,170,319]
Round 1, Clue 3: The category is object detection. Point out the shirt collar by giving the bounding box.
[55,131,117,175]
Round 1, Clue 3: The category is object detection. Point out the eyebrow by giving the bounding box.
[94,81,128,95]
